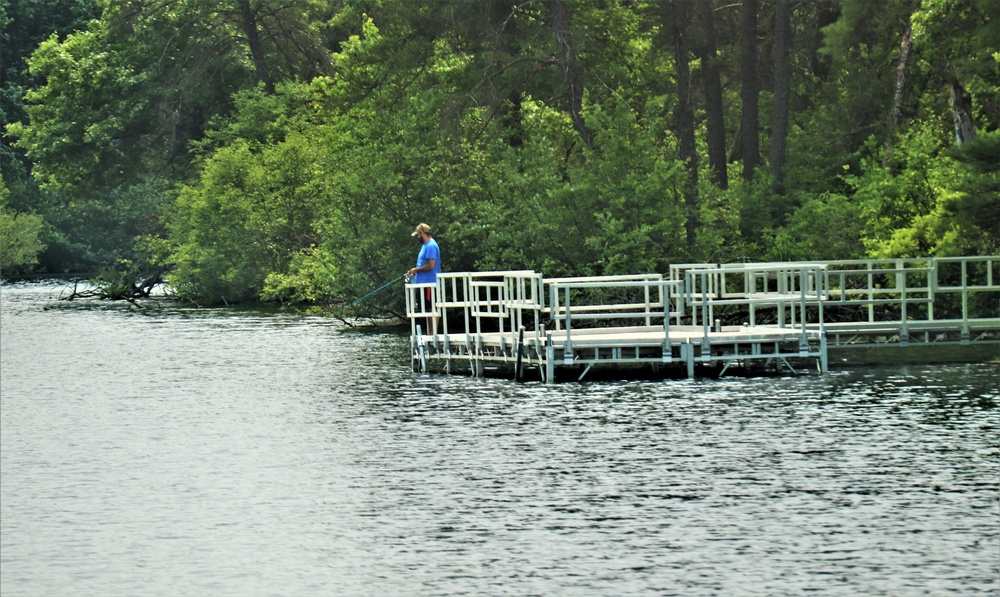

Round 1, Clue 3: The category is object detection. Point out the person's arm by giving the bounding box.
[408,259,435,277]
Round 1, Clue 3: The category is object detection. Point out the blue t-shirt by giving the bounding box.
[414,238,441,284]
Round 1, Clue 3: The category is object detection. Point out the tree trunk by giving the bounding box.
[889,17,913,131]
[885,16,913,167]
[696,0,728,190]
[237,0,273,94]
[769,0,791,190]
[672,0,698,250]
[948,63,976,147]
[739,0,760,182]
[545,0,594,150]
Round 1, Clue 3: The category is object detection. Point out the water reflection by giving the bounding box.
[1,281,998,596]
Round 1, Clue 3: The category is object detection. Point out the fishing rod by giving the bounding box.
[337,274,406,315]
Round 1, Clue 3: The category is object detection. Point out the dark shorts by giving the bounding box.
[414,286,436,313]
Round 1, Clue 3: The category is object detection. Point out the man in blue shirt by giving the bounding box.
[408,223,441,334]
[408,223,441,283]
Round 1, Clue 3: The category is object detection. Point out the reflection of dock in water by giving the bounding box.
[405,257,1000,382]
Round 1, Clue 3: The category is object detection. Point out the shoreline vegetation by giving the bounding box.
[1,1,997,313]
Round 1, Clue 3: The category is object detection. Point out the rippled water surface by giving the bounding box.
[2,281,998,596]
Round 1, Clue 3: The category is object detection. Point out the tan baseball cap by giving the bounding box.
[411,223,431,236]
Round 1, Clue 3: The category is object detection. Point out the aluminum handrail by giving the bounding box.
[406,257,999,348]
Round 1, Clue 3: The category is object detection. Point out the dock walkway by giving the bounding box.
[405,256,999,382]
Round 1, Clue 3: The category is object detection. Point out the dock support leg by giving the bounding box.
[682,341,695,378]
[444,334,451,374]
[719,360,733,377]
[819,333,829,373]
[545,333,555,384]
[416,324,427,373]
[473,335,482,377]
[515,326,525,381]
[411,330,419,372]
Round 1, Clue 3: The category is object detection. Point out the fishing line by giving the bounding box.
[337,274,405,315]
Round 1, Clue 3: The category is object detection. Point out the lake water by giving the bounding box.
[2,280,998,596]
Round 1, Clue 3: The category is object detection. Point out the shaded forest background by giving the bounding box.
[1,0,998,307]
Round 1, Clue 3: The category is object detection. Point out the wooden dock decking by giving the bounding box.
[405,257,1000,382]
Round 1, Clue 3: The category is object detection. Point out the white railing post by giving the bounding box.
[799,267,808,352]
[563,285,573,364]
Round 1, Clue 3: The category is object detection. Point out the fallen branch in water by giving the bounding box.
[60,271,167,306]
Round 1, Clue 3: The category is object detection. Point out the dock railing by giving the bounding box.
[708,256,999,344]
[685,263,827,352]
[542,274,685,364]
[543,274,683,330]
[813,256,998,342]
[818,258,935,342]
[923,256,998,337]
[405,256,999,376]
[405,281,438,338]
[425,270,544,342]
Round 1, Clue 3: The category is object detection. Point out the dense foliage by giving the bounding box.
[2,0,998,307]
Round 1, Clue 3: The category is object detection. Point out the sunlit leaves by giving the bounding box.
[0,173,46,272]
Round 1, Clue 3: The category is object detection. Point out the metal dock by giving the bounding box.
[405,256,1000,382]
